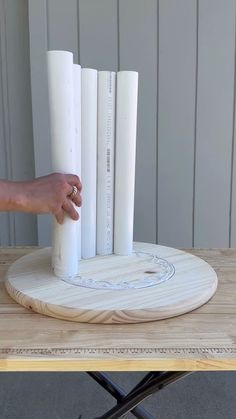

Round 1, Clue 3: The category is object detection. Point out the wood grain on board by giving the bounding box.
[5,243,217,324]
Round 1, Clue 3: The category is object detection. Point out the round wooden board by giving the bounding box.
[5,242,218,324]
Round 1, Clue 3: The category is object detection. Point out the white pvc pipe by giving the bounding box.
[81,68,97,259]
[97,71,116,255]
[47,50,78,278]
[114,71,139,255]
[73,64,82,261]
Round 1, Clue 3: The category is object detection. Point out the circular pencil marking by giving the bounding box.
[62,251,175,290]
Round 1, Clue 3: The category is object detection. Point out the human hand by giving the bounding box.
[18,173,82,224]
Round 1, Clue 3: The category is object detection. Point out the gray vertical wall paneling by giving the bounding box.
[0,0,37,245]
[229,11,236,247]
[47,0,78,62]
[0,0,11,245]
[4,0,37,245]
[28,0,52,245]
[194,0,235,247]
[27,0,236,249]
[28,0,51,176]
[158,0,197,248]
[79,0,118,70]
[119,0,157,244]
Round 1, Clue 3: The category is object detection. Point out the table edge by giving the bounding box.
[1,358,236,371]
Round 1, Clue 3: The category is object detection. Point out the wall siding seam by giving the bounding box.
[192,0,199,248]
[117,0,120,71]
[0,8,7,179]
[0,1,12,182]
[46,0,49,50]
[229,5,236,248]
[77,0,80,63]
[156,0,159,245]
[0,0,15,245]
[0,0,9,245]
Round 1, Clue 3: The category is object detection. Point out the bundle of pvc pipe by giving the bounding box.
[47,50,138,279]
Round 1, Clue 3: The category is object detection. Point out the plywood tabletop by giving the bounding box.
[0,245,236,371]
[5,244,217,324]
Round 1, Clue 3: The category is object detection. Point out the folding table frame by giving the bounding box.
[85,371,191,419]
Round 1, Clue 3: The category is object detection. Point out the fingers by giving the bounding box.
[62,198,79,221]
[54,201,80,224]
[66,174,82,192]
[55,208,64,224]
[71,192,82,207]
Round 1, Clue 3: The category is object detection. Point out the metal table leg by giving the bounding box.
[87,371,192,419]
[88,372,155,418]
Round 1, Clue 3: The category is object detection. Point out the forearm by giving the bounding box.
[0,180,28,212]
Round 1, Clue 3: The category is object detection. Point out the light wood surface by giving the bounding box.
[0,245,236,371]
[5,243,217,324]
